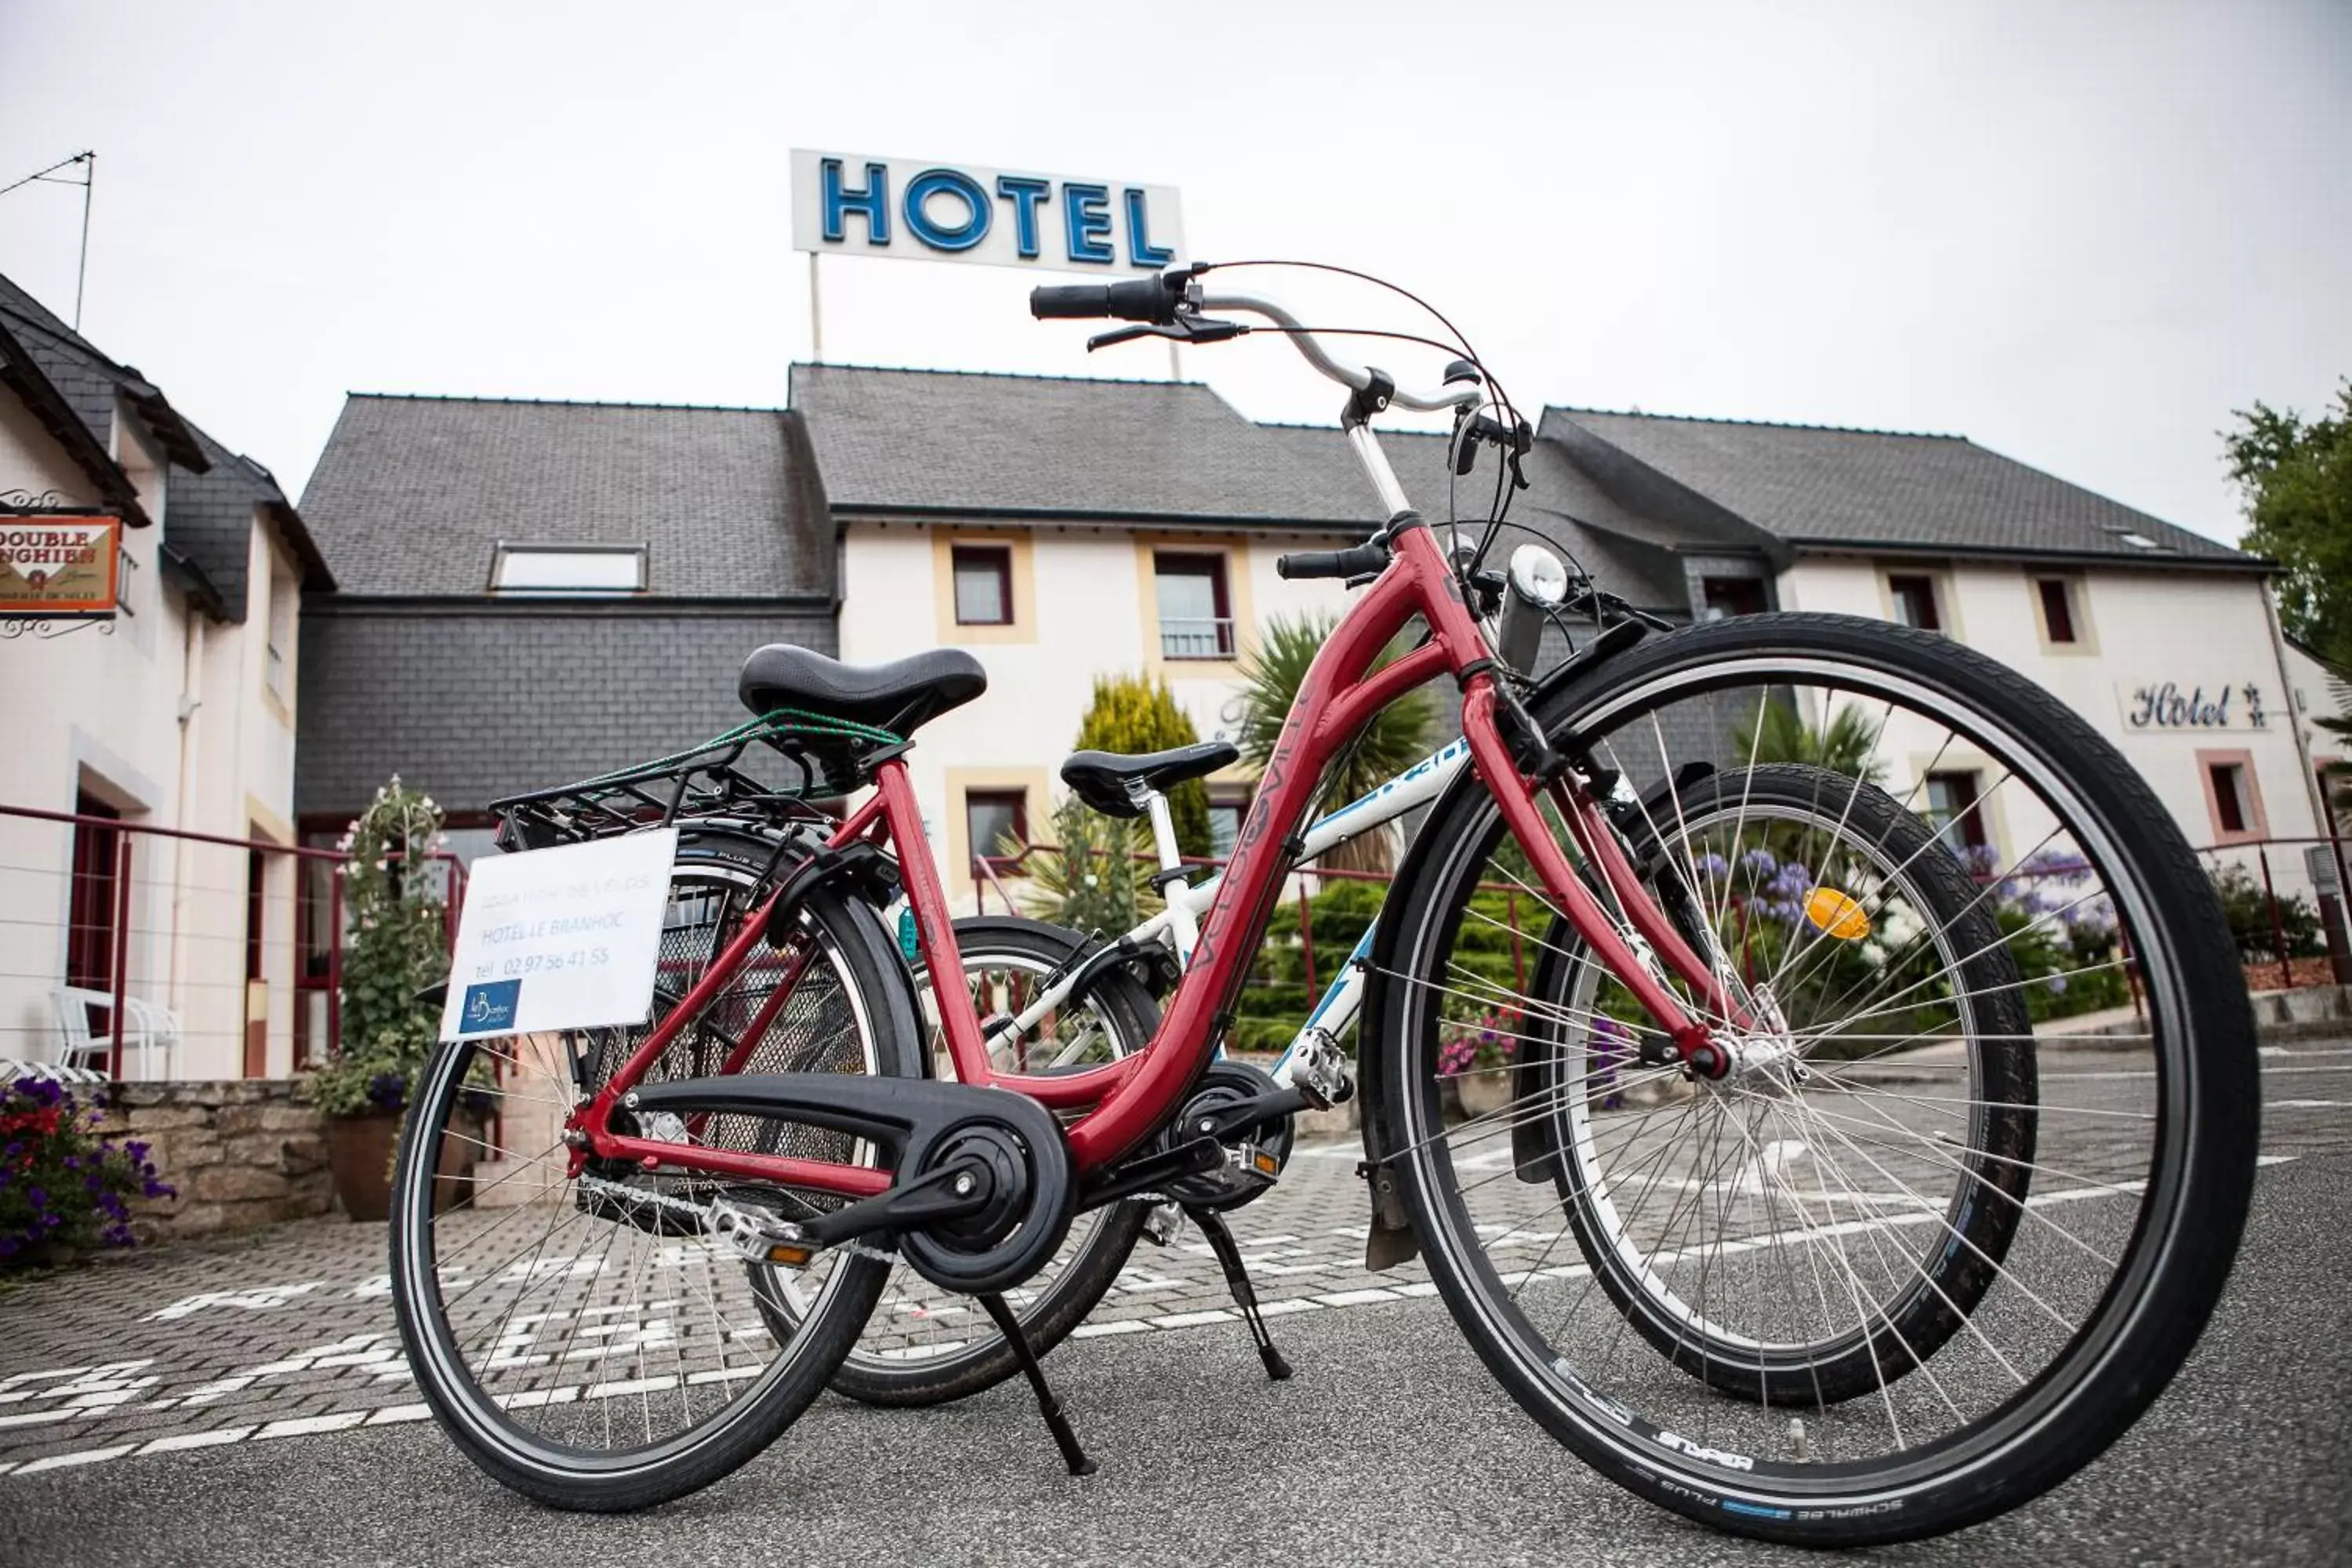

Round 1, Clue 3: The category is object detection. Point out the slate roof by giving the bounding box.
[1545,408,2256,568]
[1251,424,1696,610]
[789,365,1377,526]
[0,270,327,619]
[297,395,833,600]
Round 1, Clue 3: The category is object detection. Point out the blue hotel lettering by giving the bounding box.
[820,158,1173,267]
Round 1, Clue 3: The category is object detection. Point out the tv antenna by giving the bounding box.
[1,151,97,330]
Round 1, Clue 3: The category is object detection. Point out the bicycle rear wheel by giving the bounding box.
[1376,612,2258,1545]
[390,835,919,1512]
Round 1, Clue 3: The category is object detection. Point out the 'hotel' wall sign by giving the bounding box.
[2117,680,2269,733]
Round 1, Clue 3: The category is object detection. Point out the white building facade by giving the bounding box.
[0,274,331,1080]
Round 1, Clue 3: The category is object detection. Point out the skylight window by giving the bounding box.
[2103,528,2163,551]
[490,543,647,593]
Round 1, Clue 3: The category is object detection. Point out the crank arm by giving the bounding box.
[1078,1134,1224,1209]
[797,1160,991,1247]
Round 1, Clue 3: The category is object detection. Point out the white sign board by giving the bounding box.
[439,829,679,1042]
[789,148,1184,274]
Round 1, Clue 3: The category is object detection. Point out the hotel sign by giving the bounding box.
[0,516,119,615]
[790,149,1185,274]
[2116,679,2268,734]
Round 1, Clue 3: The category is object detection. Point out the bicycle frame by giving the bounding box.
[969,735,1474,1084]
[572,422,1741,1196]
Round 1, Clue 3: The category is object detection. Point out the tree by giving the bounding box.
[1015,797,1160,936]
[1234,612,1438,872]
[1073,673,1211,858]
[1733,695,1889,784]
[2224,382,2352,670]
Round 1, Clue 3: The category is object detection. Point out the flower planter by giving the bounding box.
[326,1111,474,1222]
[1455,1069,1514,1121]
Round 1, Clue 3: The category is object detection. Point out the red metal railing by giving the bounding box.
[0,802,466,1080]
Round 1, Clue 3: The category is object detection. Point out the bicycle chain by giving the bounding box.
[575,1174,897,1265]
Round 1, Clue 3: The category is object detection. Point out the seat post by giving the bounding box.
[1142,791,1185,876]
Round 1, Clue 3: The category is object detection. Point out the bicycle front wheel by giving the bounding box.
[1376,612,2257,1546]
[390,840,920,1512]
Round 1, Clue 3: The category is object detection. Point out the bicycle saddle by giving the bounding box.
[739,644,987,736]
[1060,741,1240,816]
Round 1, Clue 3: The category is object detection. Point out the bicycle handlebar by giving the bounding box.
[1028,277,1180,324]
[1026,267,1483,415]
[1276,541,1392,581]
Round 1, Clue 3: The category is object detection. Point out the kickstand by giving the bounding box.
[976,1292,1096,1477]
[1189,1207,1294,1382]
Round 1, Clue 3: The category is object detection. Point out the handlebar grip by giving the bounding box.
[1276,542,1390,581]
[1028,275,1179,324]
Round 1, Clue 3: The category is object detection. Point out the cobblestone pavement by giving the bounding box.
[2,1039,2346,1480]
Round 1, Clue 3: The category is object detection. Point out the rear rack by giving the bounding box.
[489,709,906,851]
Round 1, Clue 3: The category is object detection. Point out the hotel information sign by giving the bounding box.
[0,516,119,615]
[439,829,679,1042]
[790,149,1185,274]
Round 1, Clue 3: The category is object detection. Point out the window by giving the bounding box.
[1207,789,1252,861]
[964,789,1029,873]
[245,850,267,982]
[1700,576,1767,620]
[1886,573,1942,631]
[266,563,296,701]
[2197,753,2268,844]
[489,543,647,594]
[2035,578,2078,644]
[952,545,1013,626]
[66,790,122,993]
[1922,771,1987,853]
[1155,552,1234,659]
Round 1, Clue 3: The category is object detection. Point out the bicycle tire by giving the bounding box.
[390,837,920,1512]
[1374,612,2258,1546]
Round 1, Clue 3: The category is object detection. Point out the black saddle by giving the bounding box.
[739,644,987,737]
[1061,741,1240,818]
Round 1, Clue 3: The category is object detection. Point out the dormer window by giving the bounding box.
[489,543,647,594]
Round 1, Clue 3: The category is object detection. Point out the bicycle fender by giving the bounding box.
[1354,622,1657,1270]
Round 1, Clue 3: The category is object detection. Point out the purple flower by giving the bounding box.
[0,1236,16,1258]
[125,1140,150,1162]
[27,1186,46,1210]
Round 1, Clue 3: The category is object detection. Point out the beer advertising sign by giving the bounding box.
[0,516,120,615]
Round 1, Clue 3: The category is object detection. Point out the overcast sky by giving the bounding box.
[3,1,2346,544]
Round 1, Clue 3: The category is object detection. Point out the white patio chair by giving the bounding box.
[122,996,182,1080]
[51,986,123,1077]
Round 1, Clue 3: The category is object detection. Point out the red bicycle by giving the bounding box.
[390,264,2258,1546]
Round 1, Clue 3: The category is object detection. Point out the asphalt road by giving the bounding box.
[5,1052,2349,1567]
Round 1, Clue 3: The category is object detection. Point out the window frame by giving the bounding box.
[488,542,648,596]
[950,543,1014,626]
[1922,768,1990,853]
[1152,550,1236,661]
[1206,785,1254,862]
[2194,747,2267,845]
[1699,575,1768,621]
[963,788,1030,873]
[1885,572,1944,633]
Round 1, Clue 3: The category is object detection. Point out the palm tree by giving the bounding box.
[1735,694,1889,785]
[1235,612,1438,872]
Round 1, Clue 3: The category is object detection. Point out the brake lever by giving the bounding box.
[1086,315,1250,353]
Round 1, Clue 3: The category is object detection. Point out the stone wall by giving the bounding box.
[103,1080,334,1240]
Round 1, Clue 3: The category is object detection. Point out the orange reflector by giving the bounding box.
[1805,887,1870,941]
[1254,1151,1281,1176]
[764,1243,814,1267]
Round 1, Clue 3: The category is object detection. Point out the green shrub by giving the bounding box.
[303,779,452,1120]
[1074,673,1211,858]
